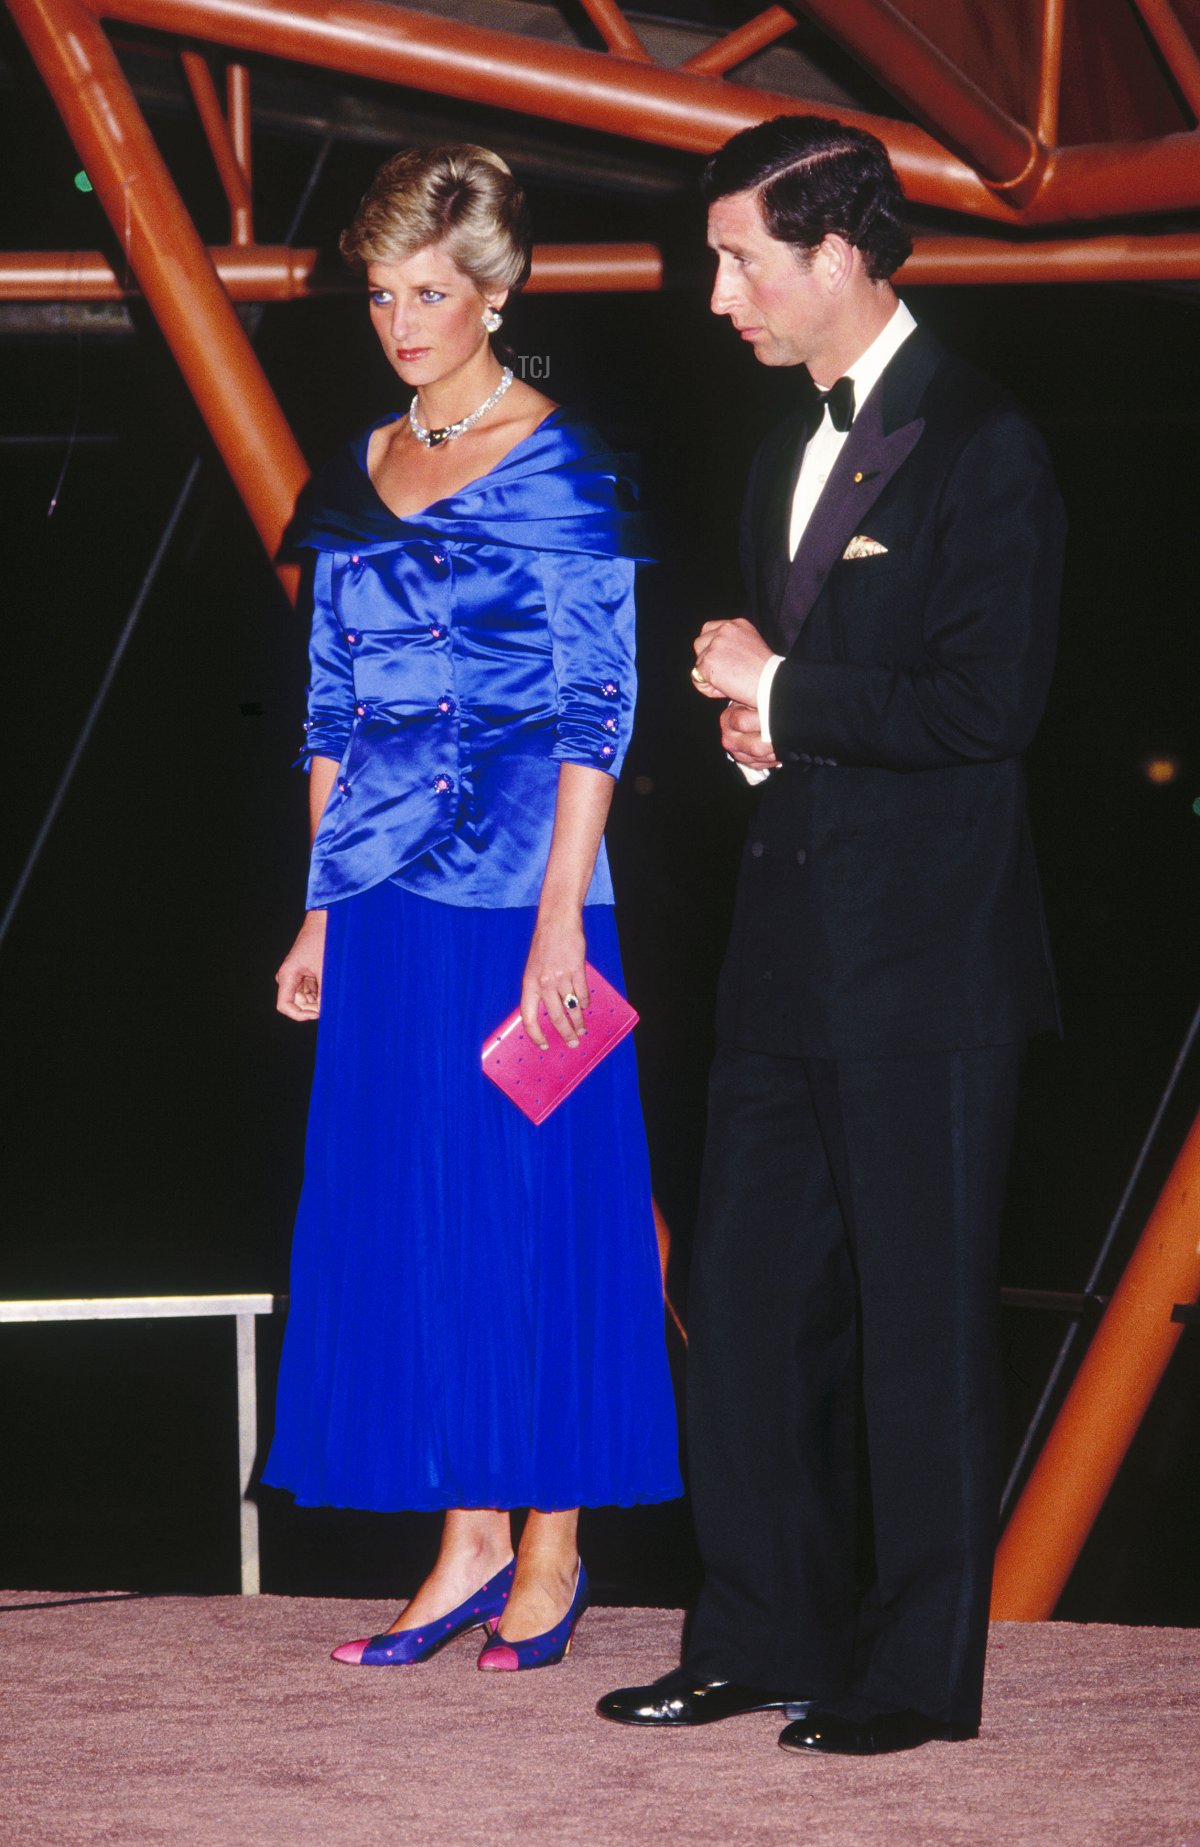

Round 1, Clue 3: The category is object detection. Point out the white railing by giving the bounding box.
[0,1293,282,1593]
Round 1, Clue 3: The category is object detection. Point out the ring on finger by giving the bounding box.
[563,993,580,1012]
[690,665,709,688]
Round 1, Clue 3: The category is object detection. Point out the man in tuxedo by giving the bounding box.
[599,116,1065,1755]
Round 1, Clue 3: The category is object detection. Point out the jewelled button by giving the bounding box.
[603,716,618,734]
[349,553,360,566]
[345,629,362,646]
[600,680,619,699]
[599,743,616,761]
[437,695,456,717]
[354,702,368,719]
[337,777,350,794]
[433,774,455,796]
[429,624,447,641]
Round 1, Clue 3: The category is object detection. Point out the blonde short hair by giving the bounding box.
[339,144,532,299]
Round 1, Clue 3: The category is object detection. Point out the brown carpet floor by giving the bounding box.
[3,1592,1198,1846]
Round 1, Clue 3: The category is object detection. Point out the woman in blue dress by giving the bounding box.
[264,144,681,1670]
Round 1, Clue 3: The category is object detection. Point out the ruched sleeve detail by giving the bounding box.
[299,551,355,770]
[539,550,637,778]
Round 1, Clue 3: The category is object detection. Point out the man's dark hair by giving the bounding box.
[701,115,913,283]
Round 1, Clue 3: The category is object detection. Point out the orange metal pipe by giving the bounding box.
[1026,133,1200,222]
[226,59,252,192]
[8,0,306,586]
[0,242,674,298]
[792,0,1040,187]
[180,48,254,245]
[652,1199,686,1345]
[87,0,1011,223]
[573,0,651,63]
[1129,0,1200,121]
[991,1108,1200,1620]
[0,247,322,298]
[1037,0,1066,147]
[85,0,1200,223]
[681,5,798,78]
[897,229,1200,284]
[17,231,1200,300]
[527,242,664,291]
[13,0,1195,241]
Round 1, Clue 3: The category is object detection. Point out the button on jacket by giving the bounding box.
[288,409,650,912]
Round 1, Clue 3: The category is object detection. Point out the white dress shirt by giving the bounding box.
[742,299,918,782]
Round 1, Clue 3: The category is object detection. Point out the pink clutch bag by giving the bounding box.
[481,964,639,1126]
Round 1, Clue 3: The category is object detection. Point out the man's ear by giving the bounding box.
[818,234,856,297]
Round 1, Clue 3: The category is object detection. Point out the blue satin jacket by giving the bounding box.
[289,408,650,912]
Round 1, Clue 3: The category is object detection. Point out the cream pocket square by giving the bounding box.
[842,534,889,560]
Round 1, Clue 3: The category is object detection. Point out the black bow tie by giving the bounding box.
[802,374,856,438]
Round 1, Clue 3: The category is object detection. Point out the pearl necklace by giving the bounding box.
[408,366,513,448]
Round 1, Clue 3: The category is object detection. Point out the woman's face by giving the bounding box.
[365,241,504,390]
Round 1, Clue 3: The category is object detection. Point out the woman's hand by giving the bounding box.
[521,910,590,1051]
[523,763,611,1049]
[276,910,328,1022]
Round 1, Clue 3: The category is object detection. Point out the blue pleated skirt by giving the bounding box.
[263,881,682,1512]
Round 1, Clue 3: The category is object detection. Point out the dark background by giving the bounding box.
[2,36,1198,1621]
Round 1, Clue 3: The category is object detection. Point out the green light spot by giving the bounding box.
[1193,796,1200,818]
[73,170,93,193]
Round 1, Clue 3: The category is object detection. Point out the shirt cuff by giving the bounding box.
[730,653,785,785]
[757,653,785,744]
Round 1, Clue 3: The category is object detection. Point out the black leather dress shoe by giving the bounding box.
[598,1666,803,1727]
[778,1707,976,1756]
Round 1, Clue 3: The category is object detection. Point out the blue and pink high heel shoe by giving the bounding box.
[476,1563,589,1672]
[331,1558,516,1666]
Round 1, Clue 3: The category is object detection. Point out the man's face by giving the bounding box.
[707,189,826,369]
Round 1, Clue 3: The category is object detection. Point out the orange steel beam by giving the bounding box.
[898,228,1200,284]
[0,242,674,298]
[1129,0,1200,120]
[793,0,1041,190]
[0,246,324,298]
[652,1199,686,1345]
[48,0,1200,224]
[529,241,663,290]
[1029,130,1200,222]
[87,0,1013,224]
[7,0,307,585]
[574,0,652,63]
[226,60,252,192]
[991,1107,1200,1620]
[80,0,1200,224]
[1037,0,1066,147]
[681,5,798,78]
[17,229,1200,299]
[180,48,254,245]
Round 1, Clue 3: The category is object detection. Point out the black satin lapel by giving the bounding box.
[777,410,924,651]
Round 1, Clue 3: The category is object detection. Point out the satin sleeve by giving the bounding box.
[298,551,355,769]
[538,549,637,778]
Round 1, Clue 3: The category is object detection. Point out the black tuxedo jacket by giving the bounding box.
[717,325,1066,1060]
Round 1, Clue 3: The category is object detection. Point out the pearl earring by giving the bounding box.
[482,306,503,333]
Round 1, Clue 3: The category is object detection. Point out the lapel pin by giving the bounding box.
[853,471,864,483]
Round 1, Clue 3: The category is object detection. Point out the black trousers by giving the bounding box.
[684,1041,1022,1730]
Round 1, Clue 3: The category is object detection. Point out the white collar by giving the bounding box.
[819,298,916,409]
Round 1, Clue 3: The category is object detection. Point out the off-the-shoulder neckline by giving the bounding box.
[356,404,568,523]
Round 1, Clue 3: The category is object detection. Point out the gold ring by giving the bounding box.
[691,665,709,688]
